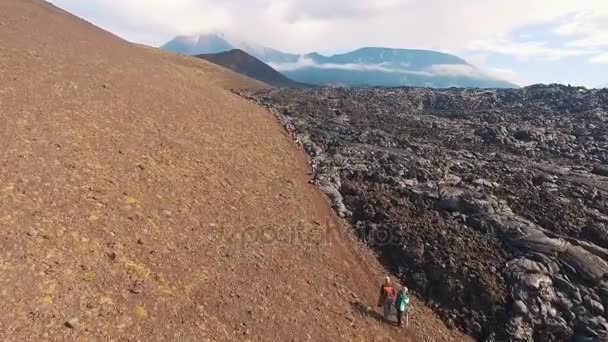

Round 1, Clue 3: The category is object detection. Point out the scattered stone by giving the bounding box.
[473,178,494,188]
[129,280,144,294]
[106,251,117,262]
[65,317,78,329]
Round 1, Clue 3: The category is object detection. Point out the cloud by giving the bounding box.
[460,52,526,86]
[49,0,236,44]
[283,0,405,21]
[49,0,608,53]
[48,0,607,87]
[463,53,491,66]
[270,57,513,84]
[425,64,482,78]
[484,68,527,86]
[555,11,608,49]
[426,64,524,85]
[460,53,527,86]
[467,38,593,61]
[590,53,608,63]
[270,57,402,73]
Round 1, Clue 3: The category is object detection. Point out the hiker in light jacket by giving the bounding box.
[378,276,396,321]
[395,287,411,327]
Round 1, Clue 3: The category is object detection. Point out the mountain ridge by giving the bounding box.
[196,49,311,88]
[161,33,518,88]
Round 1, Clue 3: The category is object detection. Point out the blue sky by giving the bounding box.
[50,0,608,87]
[462,13,608,86]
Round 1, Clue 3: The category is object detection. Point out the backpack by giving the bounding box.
[398,294,410,312]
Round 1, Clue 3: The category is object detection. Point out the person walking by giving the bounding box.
[395,287,411,328]
[378,276,396,322]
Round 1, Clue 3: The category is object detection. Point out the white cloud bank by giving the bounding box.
[270,57,399,73]
[49,0,608,54]
[467,39,594,61]
[590,53,608,64]
[556,11,608,49]
[270,57,516,84]
[48,0,606,86]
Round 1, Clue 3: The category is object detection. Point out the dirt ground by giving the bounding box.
[0,1,470,340]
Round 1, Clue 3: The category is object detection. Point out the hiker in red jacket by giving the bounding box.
[378,276,396,322]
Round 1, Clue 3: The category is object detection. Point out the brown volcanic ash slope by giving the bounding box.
[0,1,468,341]
[197,49,310,88]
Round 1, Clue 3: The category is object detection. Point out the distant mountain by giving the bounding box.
[196,49,311,88]
[161,34,233,55]
[162,33,517,89]
[303,47,467,67]
[162,33,298,63]
[276,47,515,88]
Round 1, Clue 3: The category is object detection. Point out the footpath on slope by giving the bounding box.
[0,0,467,340]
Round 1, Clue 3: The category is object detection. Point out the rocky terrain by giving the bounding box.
[0,0,468,340]
[242,85,608,341]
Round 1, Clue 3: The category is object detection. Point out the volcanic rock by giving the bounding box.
[242,85,608,341]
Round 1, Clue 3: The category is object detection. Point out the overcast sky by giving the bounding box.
[50,0,608,87]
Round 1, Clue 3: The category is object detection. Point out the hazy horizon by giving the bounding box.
[50,0,608,88]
